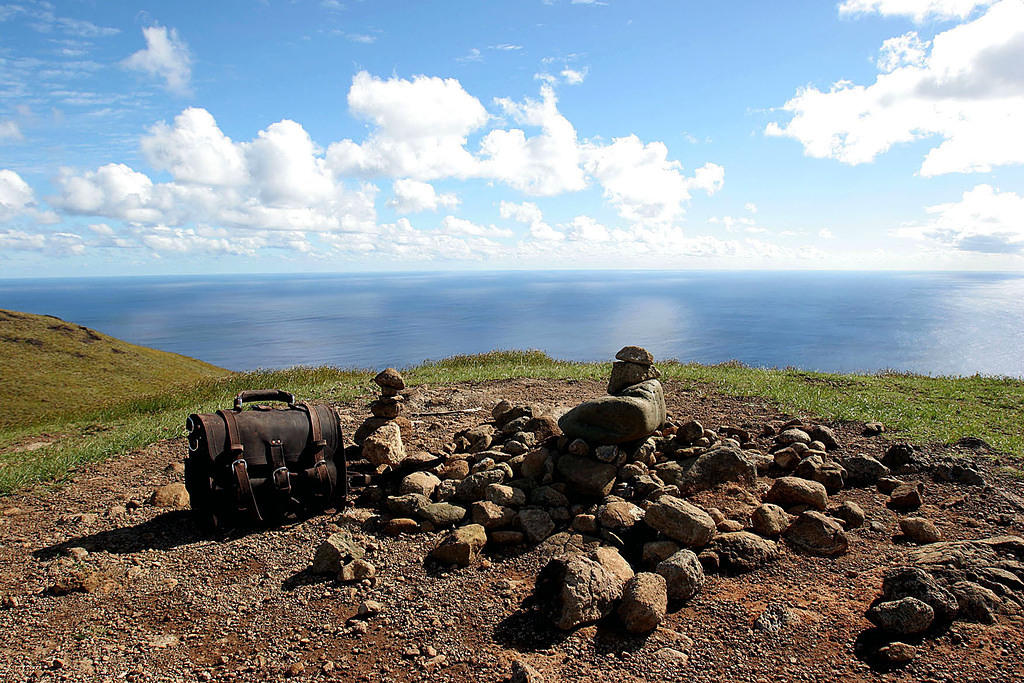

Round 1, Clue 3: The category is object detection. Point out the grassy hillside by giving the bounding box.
[0,309,228,430]
[1,321,1022,495]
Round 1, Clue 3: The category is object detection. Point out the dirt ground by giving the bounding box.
[1,377,1023,682]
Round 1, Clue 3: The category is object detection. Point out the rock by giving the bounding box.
[645,496,716,547]
[679,446,757,493]
[618,573,668,633]
[373,368,405,390]
[592,546,634,584]
[418,503,466,527]
[882,443,918,470]
[571,514,598,534]
[709,531,779,573]
[520,449,551,480]
[751,504,790,538]
[384,518,420,535]
[524,415,562,441]
[567,439,590,457]
[677,420,704,442]
[311,531,365,575]
[877,642,915,667]
[866,597,934,634]
[471,501,515,529]
[535,552,626,630]
[864,422,885,436]
[878,567,959,623]
[615,345,655,365]
[555,453,618,498]
[530,485,569,508]
[773,447,800,471]
[806,425,839,450]
[455,469,507,502]
[439,459,470,480]
[794,456,846,493]
[362,422,406,468]
[593,444,623,464]
[386,493,430,516]
[369,396,403,419]
[841,454,890,487]
[464,425,495,452]
[948,580,1000,624]
[784,511,848,556]
[656,549,705,601]
[877,476,902,495]
[718,519,744,533]
[509,659,545,683]
[518,509,556,544]
[398,471,440,498]
[888,482,924,510]
[356,599,382,618]
[752,602,797,635]
[486,483,525,507]
[339,559,376,582]
[776,428,811,446]
[765,477,829,511]
[829,501,865,529]
[150,482,190,509]
[900,517,941,544]
[429,524,487,566]
[490,530,526,545]
[597,501,645,530]
[557,379,667,445]
[608,361,661,394]
[492,400,513,422]
[642,540,680,566]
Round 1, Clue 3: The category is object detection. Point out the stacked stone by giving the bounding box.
[607,345,662,394]
[357,368,408,469]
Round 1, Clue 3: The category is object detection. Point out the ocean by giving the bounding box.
[1,271,1022,377]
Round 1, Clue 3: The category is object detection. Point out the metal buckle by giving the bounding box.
[232,458,247,470]
[272,466,291,489]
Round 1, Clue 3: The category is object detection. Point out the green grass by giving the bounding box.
[1,344,1022,497]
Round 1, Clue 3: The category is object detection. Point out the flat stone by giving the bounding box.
[645,496,715,547]
[558,380,667,445]
[765,476,829,511]
[784,511,848,556]
[615,345,655,365]
[607,361,661,395]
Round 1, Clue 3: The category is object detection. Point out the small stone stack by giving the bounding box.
[608,346,661,394]
[358,368,408,469]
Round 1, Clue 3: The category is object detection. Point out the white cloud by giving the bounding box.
[769,0,1024,176]
[491,44,523,51]
[122,26,193,95]
[566,215,611,242]
[347,34,376,44]
[456,48,483,63]
[141,108,247,186]
[838,0,994,21]
[439,215,513,238]
[745,202,758,213]
[876,32,929,72]
[819,228,836,239]
[387,179,459,213]
[560,67,588,85]
[500,200,564,241]
[328,71,489,180]
[897,184,1024,253]
[0,169,35,221]
[480,84,587,195]
[584,135,724,224]
[0,120,22,141]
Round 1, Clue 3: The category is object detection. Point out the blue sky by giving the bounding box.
[1,0,1023,276]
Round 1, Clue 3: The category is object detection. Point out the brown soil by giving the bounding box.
[2,378,1023,682]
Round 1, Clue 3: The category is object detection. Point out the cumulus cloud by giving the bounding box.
[0,169,35,221]
[500,200,564,241]
[561,67,588,84]
[769,0,1024,176]
[897,184,1024,253]
[439,215,513,238]
[122,26,193,95]
[387,179,459,213]
[838,0,994,21]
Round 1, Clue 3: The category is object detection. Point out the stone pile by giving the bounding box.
[328,345,1006,643]
[357,368,409,469]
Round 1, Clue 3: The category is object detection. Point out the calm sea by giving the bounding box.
[1,271,1022,377]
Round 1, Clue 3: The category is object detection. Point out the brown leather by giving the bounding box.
[300,401,333,500]
[219,409,263,522]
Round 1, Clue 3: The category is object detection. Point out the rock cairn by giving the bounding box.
[357,368,408,469]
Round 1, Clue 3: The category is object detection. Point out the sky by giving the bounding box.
[1,0,1023,276]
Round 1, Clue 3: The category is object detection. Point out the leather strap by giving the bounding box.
[300,402,333,500]
[219,409,262,522]
[268,439,291,495]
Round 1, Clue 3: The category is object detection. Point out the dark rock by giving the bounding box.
[829,501,865,529]
[557,380,667,445]
[535,551,627,630]
[806,425,840,450]
[866,597,934,634]
[644,496,716,547]
[765,477,829,511]
[882,443,918,470]
[784,511,848,556]
[879,567,959,623]
[311,531,364,574]
[518,509,556,544]
[656,549,705,601]
[776,428,811,446]
[708,531,779,573]
[608,361,661,395]
[419,502,466,527]
[615,345,655,365]
[841,454,889,487]
[678,446,757,493]
[888,482,924,510]
[863,422,885,436]
[877,476,902,495]
[677,420,704,442]
[455,469,507,502]
[555,453,617,498]
[373,367,405,390]
[510,659,545,683]
[618,572,668,633]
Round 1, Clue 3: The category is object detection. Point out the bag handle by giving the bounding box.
[234,389,295,411]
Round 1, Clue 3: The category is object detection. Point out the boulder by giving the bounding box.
[592,546,635,585]
[900,517,941,544]
[439,459,470,480]
[373,367,405,390]
[829,501,866,529]
[888,482,924,510]
[535,552,627,630]
[678,446,757,493]
[794,456,846,493]
[455,469,507,502]
[866,597,934,635]
[841,454,889,487]
[881,443,918,470]
[311,531,365,575]
[784,511,849,556]
[677,420,704,443]
[709,531,779,573]
[486,483,526,507]
[776,428,811,446]
[557,380,667,445]
[880,566,959,623]
[339,559,376,583]
[151,483,190,509]
[655,549,705,601]
[644,496,716,547]
[751,504,790,538]
[608,361,661,395]
[470,501,515,529]
[399,471,441,498]
[615,345,655,365]
[597,501,645,530]
[429,524,487,566]
[618,573,668,633]
[806,425,840,450]
[765,476,828,511]
[518,509,556,544]
[419,502,466,527]
[555,453,617,498]
[362,422,406,468]
[386,493,430,516]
